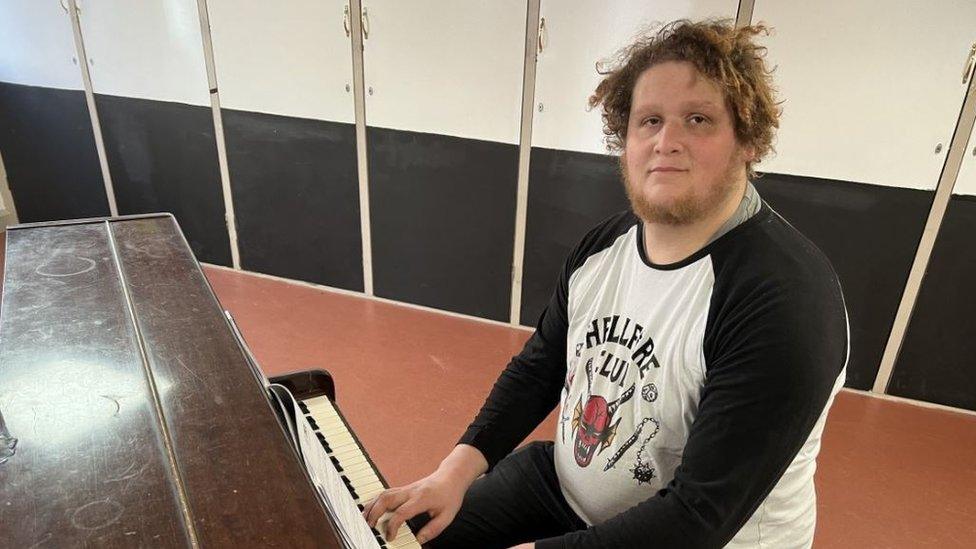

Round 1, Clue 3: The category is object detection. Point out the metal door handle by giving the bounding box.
[963,42,976,84]
[538,17,546,54]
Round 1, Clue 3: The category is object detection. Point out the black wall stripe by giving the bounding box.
[0,82,109,221]
[94,94,232,266]
[221,109,363,292]
[368,127,518,321]
[888,194,976,411]
[520,146,628,326]
[754,174,932,390]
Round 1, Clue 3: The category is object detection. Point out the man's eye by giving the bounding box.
[642,117,660,126]
[689,115,708,125]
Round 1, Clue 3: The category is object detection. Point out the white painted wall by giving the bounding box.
[75,0,211,106]
[953,121,976,196]
[361,0,527,144]
[0,0,83,90]
[754,0,976,190]
[207,0,355,123]
[531,0,739,154]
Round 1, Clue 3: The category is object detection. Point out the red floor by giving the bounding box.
[205,266,976,549]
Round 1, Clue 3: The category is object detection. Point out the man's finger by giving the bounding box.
[361,496,379,520]
[383,497,423,541]
[414,513,453,546]
[364,489,409,527]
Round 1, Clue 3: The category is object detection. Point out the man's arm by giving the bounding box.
[366,213,635,543]
[457,300,570,469]
[457,214,631,469]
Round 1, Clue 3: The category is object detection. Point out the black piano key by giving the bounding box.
[340,476,359,500]
[307,417,320,430]
[297,401,310,414]
[371,527,391,547]
[330,455,343,472]
[357,503,365,512]
[315,432,331,451]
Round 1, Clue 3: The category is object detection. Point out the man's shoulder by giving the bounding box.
[566,210,640,269]
[710,204,844,308]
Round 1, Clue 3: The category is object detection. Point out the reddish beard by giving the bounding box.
[619,153,744,226]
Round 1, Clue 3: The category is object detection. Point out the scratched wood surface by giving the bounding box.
[112,216,341,547]
[0,222,192,547]
[0,216,341,547]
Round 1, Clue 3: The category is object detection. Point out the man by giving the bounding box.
[365,19,847,548]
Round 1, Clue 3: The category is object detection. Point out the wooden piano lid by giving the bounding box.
[0,214,342,547]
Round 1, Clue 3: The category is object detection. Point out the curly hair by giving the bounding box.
[589,19,781,180]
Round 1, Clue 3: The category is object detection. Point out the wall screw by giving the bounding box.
[538,103,544,112]
[934,143,943,154]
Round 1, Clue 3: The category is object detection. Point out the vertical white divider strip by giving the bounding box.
[0,151,19,225]
[735,0,755,28]
[349,0,373,295]
[67,0,118,217]
[195,0,241,270]
[509,0,542,326]
[873,71,976,393]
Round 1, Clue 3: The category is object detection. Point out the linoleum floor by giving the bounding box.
[204,265,976,549]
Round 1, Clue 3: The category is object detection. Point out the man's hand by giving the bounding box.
[362,444,487,544]
[508,544,535,549]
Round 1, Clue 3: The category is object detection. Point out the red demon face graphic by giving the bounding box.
[572,395,617,467]
[571,384,635,467]
[567,357,635,468]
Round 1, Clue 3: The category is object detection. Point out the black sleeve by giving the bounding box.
[458,215,633,469]
[536,264,848,548]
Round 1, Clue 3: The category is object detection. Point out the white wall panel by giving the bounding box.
[0,1,82,89]
[754,0,976,190]
[361,0,526,144]
[954,122,976,196]
[207,0,355,123]
[531,0,738,154]
[76,0,210,105]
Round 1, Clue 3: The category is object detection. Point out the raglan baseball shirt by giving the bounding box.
[459,188,849,548]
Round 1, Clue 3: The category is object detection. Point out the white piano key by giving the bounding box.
[301,395,420,548]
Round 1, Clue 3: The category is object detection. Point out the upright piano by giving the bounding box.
[0,214,420,548]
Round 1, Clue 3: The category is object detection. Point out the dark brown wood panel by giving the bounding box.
[0,222,190,547]
[111,215,340,547]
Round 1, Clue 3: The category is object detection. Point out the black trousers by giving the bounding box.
[421,441,587,549]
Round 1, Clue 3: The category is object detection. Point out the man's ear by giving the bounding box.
[739,143,757,163]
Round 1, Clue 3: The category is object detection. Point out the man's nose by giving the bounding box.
[653,121,683,155]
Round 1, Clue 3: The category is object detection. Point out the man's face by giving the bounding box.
[622,61,752,225]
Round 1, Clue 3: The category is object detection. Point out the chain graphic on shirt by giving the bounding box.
[630,418,662,484]
[603,417,660,475]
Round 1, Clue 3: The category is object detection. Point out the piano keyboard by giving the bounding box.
[299,395,422,549]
